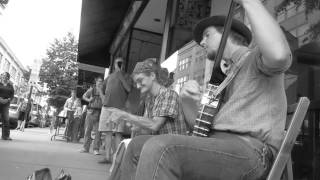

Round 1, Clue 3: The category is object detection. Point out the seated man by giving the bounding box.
[110,0,292,179]
[106,58,189,180]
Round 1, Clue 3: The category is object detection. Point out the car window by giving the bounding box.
[11,97,18,104]
[9,105,18,110]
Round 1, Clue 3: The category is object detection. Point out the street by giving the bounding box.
[0,128,110,180]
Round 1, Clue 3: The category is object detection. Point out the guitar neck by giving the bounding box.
[192,84,224,137]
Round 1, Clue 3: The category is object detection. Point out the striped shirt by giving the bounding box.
[145,87,188,135]
[213,47,292,156]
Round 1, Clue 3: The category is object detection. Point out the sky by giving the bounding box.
[0,0,82,68]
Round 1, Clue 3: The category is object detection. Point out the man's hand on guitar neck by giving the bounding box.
[180,80,202,129]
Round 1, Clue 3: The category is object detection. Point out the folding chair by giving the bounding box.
[267,97,310,180]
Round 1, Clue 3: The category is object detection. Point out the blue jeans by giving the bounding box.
[83,109,101,151]
[0,106,10,139]
[120,132,273,180]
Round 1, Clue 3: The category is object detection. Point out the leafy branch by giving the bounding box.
[275,0,320,39]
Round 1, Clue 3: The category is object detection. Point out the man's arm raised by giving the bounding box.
[239,0,291,69]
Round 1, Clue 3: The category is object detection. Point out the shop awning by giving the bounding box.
[77,0,132,68]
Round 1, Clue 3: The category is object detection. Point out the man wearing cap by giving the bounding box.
[106,58,188,180]
[111,0,292,179]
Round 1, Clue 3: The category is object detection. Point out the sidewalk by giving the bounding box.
[0,128,110,180]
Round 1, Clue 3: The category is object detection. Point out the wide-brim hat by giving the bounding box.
[193,15,252,45]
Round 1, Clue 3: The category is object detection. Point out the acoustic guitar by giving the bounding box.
[192,83,223,136]
[192,0,238,137]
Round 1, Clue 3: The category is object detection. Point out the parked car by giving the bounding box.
[28,103,42,127]
[10,95,19,105]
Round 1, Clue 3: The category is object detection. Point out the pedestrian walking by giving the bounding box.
[16,98,28,130]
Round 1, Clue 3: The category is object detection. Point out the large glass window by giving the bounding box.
[0,52,2,65]
[178,57,191,71]
[287,7,297,18]
[277,12,285,22]
[3,59,10,71]
[296,23,309,37]
[297,4,306,13]
[276,2,305,22]
[10,67,17,81]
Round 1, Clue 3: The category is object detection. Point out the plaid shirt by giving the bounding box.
[144,87,187,135]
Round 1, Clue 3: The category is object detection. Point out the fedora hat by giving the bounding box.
[193,15,252,45]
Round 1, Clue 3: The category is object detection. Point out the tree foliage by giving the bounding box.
[39,32,78,91]
[46,87,70,110]
[39,32,78,109]
[276,0,320,38]
[276,0,319,13]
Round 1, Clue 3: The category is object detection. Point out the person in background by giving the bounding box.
[77,104,87,141]
[79,77,103,155]
[97,57,132,164]
[63,89,80,141]
[49,106,57,134]
[16,98,28,131]
[0,72,14,140]
[76,87,89,141]
[71,96,83,143]
[20,99,32,132]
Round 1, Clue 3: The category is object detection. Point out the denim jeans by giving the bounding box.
[0,106,10,139]
[83,109,101,151]
[120,132,273,180]
[65,110,74,140]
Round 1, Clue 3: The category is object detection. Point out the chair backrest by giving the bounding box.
[267,97,310,180]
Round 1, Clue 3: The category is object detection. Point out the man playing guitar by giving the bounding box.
[111,0,292,179]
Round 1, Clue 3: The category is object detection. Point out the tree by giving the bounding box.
[46,87,70,112]
[39,32,78,109]
[39,32,78,91]
[276,0,320,39]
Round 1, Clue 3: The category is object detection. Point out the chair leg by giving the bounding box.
[280,157,293,180]
[286,158,294,180]
[281,158,294,180]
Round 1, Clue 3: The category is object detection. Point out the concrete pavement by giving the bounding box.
[0,128,110,180]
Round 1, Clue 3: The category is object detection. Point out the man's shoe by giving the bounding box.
[79,149,89,153]
[93,150,100,155]
[1,137,12,141]
[98,158,112,164]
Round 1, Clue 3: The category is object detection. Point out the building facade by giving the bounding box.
[174,41,206,93]
[0,36,27,96]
